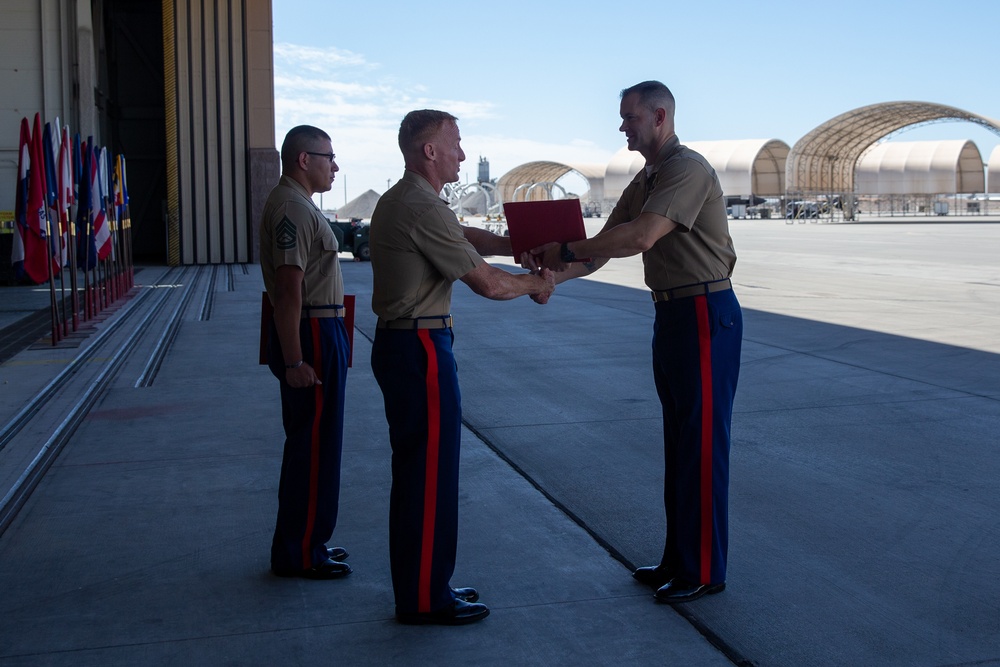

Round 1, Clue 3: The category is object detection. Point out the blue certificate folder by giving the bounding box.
[503,199,589,261]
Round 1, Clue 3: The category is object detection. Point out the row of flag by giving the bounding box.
[12,113,127,281]
[11,112,134,342]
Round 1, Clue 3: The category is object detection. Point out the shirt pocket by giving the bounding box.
[319,234,339,276]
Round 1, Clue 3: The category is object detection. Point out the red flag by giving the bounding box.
[20,114,54,284]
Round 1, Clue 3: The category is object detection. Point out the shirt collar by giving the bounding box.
[401,169,441,196]
[646,134,681,175]
[279,174,317,206]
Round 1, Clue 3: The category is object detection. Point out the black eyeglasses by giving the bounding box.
[305,152,336,162]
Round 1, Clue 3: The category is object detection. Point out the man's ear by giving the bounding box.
[654,108,666,127]
[423,142,435,161]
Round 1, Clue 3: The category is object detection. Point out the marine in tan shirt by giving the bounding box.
[369,110,553,626]
[370,169,481,321]
[531,81,743,605]
[259,125,352,582]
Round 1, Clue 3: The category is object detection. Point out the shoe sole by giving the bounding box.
[655,582,725,604]
[632,571,674,589]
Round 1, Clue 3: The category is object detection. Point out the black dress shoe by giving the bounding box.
[396,599,490,626]
[632,565,675,589]
[272,558,353,580]
[654,578,725,603]
[328,546,349,561]
[451,587,479,603]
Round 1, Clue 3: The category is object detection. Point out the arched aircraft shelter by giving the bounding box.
[787,101,1000,196]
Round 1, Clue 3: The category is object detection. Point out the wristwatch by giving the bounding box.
[559,242,576,263]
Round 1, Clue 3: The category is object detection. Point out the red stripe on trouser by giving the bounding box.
[694,296,714,584]
[301,318,324,570]
[417,330,441,613]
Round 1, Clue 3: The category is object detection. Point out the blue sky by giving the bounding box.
[273,0,1000,208]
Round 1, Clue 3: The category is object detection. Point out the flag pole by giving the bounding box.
[66,206,79,330]
[44,212,60,344]
[55,215,69,337]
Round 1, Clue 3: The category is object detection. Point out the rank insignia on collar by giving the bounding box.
[276,216,297,250]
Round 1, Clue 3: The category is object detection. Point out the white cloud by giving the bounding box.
[273,42,613,206]
[272,43,371,71]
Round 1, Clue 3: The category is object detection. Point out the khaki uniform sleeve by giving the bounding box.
[268,200,317,270]
[411,207,483,281]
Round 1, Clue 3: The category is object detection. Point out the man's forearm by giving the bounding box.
[569,212,677,260]
[555,257,605,284]
[273,300,302,363]
[463,225,512,257]
[461,263,552,301]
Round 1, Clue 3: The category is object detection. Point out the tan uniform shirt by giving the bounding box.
[369,170,483,320]
[260,175,344,307]
[606,135,736,291]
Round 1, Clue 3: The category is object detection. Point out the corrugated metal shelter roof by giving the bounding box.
[496,161,606,203]
[855,140,985,195]
[604,139,790,201]
[787,101,1000,194]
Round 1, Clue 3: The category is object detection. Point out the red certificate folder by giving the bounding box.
[503,199,589,260]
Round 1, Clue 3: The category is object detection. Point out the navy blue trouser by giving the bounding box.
[267,316,349,571]
[371,327,462,614]
[652,288,742,586]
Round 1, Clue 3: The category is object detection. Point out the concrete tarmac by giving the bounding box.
[0,217,998,666]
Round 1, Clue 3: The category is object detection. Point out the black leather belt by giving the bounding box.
[377,315,453,330]
[651,279,732,302]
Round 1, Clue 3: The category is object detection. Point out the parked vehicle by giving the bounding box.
[328,217,371,261]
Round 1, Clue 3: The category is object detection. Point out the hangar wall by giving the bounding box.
[165,0,277,265]
[0,0,278,270]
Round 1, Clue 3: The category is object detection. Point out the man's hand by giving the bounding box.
[530,268,556,304]
[519,251,540,273]
[530,242,569,272]
[285,362,322,388]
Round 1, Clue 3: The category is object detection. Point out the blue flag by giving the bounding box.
[76,138,97,271]
[42,122,62,266]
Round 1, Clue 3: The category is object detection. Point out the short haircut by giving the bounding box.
[398,110,458,157]
[280,125,331,170]
[620,81,675,115]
